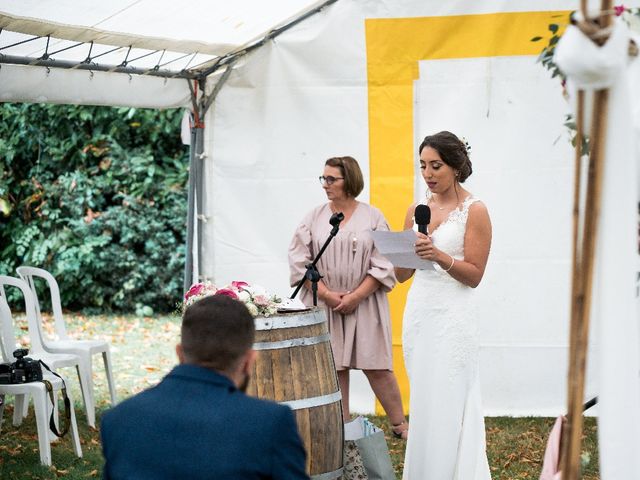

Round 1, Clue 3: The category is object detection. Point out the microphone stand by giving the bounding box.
[290,212,344,306]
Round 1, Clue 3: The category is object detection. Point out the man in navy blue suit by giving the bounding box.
[101,294,309,479]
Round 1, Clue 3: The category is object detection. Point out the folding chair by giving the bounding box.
[0,297,82,465]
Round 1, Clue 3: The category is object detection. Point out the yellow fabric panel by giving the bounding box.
[366,10,569,415]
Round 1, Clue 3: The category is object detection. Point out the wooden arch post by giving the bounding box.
[561,1,613,478]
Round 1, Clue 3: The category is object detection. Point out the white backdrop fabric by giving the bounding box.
[201,0,640,415]
[414,56,583,416]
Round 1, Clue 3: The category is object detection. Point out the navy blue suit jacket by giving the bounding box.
[101,364,309,480]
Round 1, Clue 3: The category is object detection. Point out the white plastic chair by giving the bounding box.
[0,297,82,465]
[16,267,118,418]
[0,275,96,427]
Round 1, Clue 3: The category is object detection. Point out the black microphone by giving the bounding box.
[330,212,344,227]
[414,204,431,235]
[329,212,344,236]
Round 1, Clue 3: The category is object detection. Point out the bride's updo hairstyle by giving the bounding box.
[419,131,473,183]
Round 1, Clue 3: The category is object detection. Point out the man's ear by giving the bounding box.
[176,344,185,364]
[242,349,257,374]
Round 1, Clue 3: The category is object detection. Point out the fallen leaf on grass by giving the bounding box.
[5,445,24,455]
[88,469,99,477]
[503,452,517,469]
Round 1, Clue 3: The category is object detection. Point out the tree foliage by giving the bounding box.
[0,103,188,314]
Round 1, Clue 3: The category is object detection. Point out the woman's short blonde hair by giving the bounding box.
[325,156,364,198]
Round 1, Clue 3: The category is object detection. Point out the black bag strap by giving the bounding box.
[38,360,71,438]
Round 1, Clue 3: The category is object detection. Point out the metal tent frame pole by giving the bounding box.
[183,113,204,292]
[183,78,206,292]
[182,63,233,292]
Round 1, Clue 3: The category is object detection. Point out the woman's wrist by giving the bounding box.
[443,255,455,272]
[436,252,455,272]
[347,289,362,303]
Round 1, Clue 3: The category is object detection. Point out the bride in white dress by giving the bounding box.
[396,131,493,480]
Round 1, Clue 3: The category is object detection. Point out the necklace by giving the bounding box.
[429,198,456,211]
[429,199,447,211]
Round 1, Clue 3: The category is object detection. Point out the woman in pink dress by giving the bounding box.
[288,156,408,438]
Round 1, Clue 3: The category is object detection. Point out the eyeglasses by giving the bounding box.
[319,175,344,186]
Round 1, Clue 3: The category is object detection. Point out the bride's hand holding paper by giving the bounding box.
[370,230,435,270]
[414,232,436,260]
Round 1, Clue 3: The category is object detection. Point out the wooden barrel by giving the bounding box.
[247,308,344,479]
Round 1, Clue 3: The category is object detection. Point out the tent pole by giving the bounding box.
[0,54,198,79]
[183,111,198,293]
[182,65,235,292]
[183,77,209,292]
[194,111,205,283]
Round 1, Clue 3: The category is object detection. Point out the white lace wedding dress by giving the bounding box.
[402,194,491,480]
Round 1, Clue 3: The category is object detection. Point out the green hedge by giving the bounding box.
[0,104,189,314]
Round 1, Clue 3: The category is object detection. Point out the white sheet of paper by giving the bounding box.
[371,230,436,270]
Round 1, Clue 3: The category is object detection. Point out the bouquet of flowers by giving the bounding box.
[183,280,282,317]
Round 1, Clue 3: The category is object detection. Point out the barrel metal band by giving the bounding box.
[280,391,342,410]
[255,310,325,331]
[253,333,330,351]
[311,467,344,480]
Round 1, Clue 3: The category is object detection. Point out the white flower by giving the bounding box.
[245,302,259,316]
[237,290,251,302]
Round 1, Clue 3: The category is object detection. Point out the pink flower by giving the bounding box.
[231,281,249,290]
[184,283,204,300]
[614,5,626,16]
[215,288,239,299]
[253,294,270,307]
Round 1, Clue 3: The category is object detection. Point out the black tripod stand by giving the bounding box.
[290,212,344,306]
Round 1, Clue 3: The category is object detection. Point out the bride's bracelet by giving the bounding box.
[443,255,455,272]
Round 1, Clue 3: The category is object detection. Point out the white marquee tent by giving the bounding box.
[1,0,639,433]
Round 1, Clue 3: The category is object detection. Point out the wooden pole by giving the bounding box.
[559,88,585,472]
[561,1,612,478]
[562,89,609,479]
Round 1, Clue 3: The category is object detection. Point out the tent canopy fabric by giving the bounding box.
[0,0,335,107]
[0,0,332,76]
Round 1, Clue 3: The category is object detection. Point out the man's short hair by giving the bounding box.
[181,294,255,371]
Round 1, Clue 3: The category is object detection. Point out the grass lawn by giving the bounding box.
[0,313,599,479]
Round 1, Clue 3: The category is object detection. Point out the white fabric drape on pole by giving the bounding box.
[555,18,640,479]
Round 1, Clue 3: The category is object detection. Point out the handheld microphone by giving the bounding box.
[414,205,431,235]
